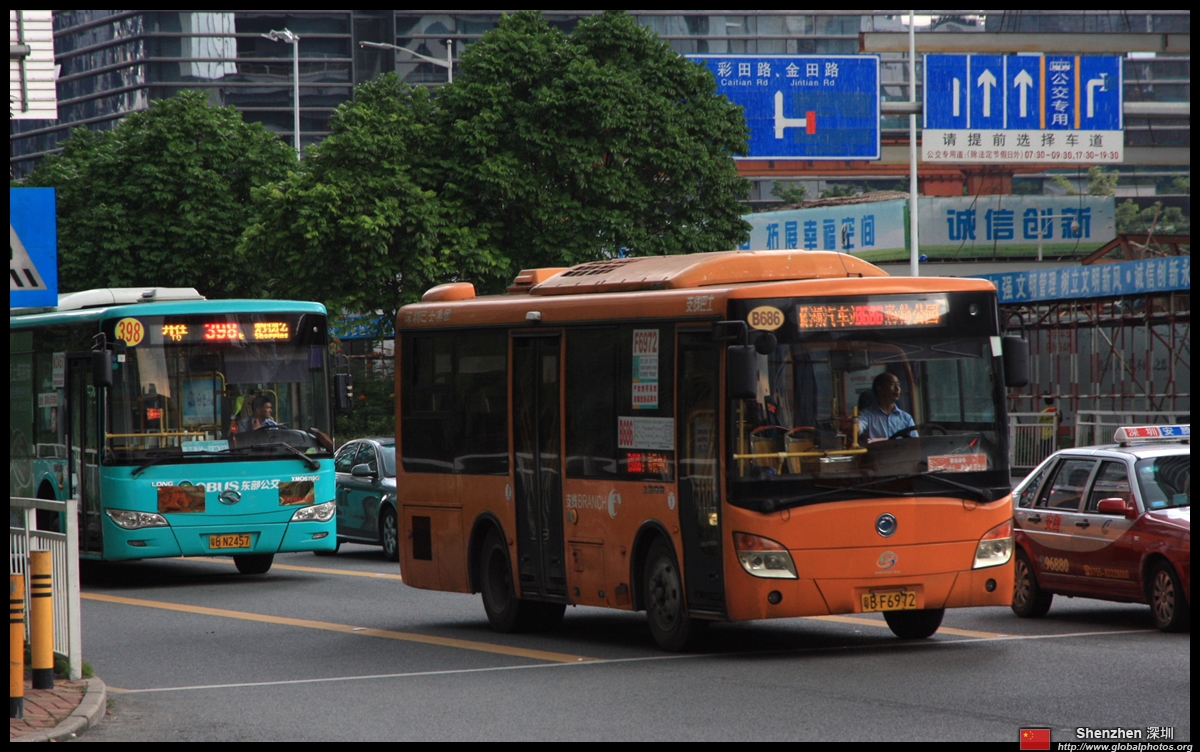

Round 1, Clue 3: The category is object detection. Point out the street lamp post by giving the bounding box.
[262,29,301,158]
[359,39,453,84]
[1035,213,1083,262]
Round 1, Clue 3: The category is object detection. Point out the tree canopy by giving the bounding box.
[437,9,752,272]
[20,90,295,297]
[242,10,750,316]
[241,77,497,324]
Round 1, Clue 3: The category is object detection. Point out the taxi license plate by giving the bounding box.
[209,534,251,550]
[860,590,918,612]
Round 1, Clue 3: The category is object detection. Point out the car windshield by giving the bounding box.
[379,444,396,476]
[1136,454,1190,510]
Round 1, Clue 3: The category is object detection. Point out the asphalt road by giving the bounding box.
[74,544,1191,742]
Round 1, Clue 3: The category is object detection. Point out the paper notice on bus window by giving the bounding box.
[618,416,674,451]
[632,328,659,409]
[928,454,989,473]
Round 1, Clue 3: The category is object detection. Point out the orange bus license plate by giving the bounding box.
[861,590,917,612]
[210,534,251,550]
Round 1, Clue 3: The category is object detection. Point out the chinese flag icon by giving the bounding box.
[1020,728,1051,750]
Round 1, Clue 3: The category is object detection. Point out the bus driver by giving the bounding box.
[858,372,916,442]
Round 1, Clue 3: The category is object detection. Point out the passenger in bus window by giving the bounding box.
[238,395,279,432]
[857,372,915,442]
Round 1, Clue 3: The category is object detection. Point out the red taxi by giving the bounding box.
[1011,425,1190,632]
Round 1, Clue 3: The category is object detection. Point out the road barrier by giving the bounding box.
[8,497,82,680]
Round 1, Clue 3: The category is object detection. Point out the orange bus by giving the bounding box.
[394,251,1028,650]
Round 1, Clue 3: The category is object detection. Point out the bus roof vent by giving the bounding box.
[528,251,887,296]
[507,268,567,294]
[422,282,476,302]
[55,287,206,311]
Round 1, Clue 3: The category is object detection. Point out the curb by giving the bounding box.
[12,677,107,743]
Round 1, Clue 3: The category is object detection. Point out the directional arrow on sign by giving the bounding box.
[976,68,997,118]
[773,91,816,139]
[1014,68,1034,118]
[1086,76,1106,118]
[10,223,48,292]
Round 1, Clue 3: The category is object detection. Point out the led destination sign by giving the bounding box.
[794,296,949,330]
[153,320,293,344]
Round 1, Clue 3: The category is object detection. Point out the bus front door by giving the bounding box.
[512,335,567,600]
[677,334,725,614]
[67,355,103,554]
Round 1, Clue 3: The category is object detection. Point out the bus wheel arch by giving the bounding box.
[468,513,507,594]
[630,522,674,612]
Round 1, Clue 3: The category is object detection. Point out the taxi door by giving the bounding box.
[1021,457,1098,592]
[1068,459,1142,600]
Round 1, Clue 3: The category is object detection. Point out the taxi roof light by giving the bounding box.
[1112,425,1190,447]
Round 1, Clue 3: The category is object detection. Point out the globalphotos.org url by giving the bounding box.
[1053,744,1192,751]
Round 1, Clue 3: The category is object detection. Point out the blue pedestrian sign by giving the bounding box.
[923,54,1123,164]
[10,188,58,308]
[688,55,880,160]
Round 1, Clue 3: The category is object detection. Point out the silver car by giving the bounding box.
[320,437,399,561]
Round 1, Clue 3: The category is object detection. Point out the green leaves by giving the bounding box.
[22,91,295,298]
[21,12,750,320]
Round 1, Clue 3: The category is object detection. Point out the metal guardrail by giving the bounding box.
[1008,411,1061,470]
[1075,411,1191,448]
[9,497,83,680]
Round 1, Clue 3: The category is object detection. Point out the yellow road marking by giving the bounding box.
[81,592,592,664]
[804,614,1011,639]
[180,557,405,581]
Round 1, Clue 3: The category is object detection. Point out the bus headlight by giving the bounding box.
[290,501,335,523]
[973,520,1013,569]
[106,509,169,530]
[734,532,798,579]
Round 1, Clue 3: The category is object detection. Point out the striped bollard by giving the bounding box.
[9,575,24,719]
[29,551,55,690]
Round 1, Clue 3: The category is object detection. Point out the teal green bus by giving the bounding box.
[10,288,337,573]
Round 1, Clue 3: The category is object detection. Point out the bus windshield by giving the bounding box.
[729,296,1009,508]
[104,313,332,464]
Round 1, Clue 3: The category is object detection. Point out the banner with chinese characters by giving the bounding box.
[919,195,1115,259]
[974,256,1190,304]
[740,199,907,257]
[922,128,1123,164]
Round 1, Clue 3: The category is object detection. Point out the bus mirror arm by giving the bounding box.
[91,333,113,388]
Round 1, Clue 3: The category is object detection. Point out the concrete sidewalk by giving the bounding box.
[9,674,106,742]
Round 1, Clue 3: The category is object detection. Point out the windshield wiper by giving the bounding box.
[243,442,321,471]
[892,471,999,503]
[765,479,911,511]
[131,448,231,478]
[763,472,998,511]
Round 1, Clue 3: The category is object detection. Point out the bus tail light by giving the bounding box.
[973,520,1013,569]
[734,532,798,579]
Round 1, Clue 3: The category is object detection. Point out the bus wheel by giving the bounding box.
[233,554,274,575]
[1148,561,1189,633]
[883,608,944,639]
[1012,550,1053,618]
[643,539,705,651]
[480,530,530,632]
[380,508,400,562]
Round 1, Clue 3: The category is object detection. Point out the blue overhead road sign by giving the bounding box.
[10,188,58,308]
[923,54,1123,164]
[688,55,880,160]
